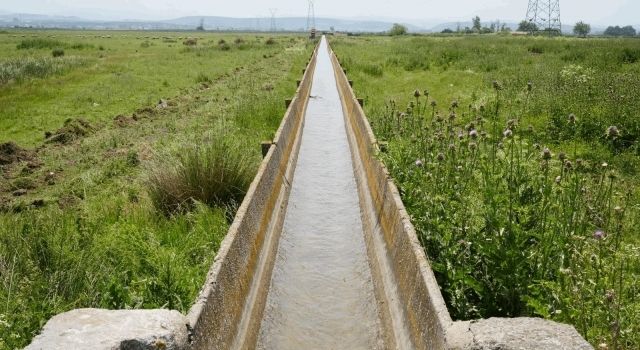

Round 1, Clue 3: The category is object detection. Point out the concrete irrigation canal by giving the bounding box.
[27,37,592,350]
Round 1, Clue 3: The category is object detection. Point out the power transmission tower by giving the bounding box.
[525,0,561,34]
[269,8,278,32]
[306,0,316,32]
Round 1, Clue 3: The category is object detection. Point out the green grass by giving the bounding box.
[0,30,313,349]
[332,34,640,349]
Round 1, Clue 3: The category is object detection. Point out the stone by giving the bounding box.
[26,308,189,350]
[458,317,593,350]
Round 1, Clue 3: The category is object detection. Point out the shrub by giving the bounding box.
[219,42,231,51]
[0,56,86,85]
[52,48,65,57]
[265,38,276,45]
[146,134,256,215]
[234,37,245,45]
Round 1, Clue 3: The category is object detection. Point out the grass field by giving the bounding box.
[332,34,640,348]
[0,29,313,349]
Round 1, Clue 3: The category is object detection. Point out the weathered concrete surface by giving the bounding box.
[448,318,593,350]
[26,309,188,350]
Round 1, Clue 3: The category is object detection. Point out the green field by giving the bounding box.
[332,34,640,348]
[0,30,313,349]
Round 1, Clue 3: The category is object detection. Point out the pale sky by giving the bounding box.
[1,0,638,26]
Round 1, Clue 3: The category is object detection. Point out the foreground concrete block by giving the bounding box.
[448,318,593,350]
[26,309,189,350]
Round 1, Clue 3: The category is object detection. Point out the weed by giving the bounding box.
[195,72,212,84]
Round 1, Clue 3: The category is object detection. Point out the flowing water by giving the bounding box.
[255,37,385,349]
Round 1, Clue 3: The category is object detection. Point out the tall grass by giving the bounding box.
[372,87,639,348]
[146,132,258,216]
[0,56,86,85]
[16,38,93,50]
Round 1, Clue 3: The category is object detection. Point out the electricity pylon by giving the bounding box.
[525,0,561,34]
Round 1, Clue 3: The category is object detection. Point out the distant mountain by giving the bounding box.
[0,13,424,32]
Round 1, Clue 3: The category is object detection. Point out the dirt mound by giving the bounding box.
[45,118,94,144]
[0,142,35,166]
[114,114,136,127]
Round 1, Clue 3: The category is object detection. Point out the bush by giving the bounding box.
[234,37,245,45]
[265,38,276,45]
[52,48,65,57]
[146,134,256,215]
[219,42,231,51]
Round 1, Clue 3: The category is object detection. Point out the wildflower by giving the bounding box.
[423,90,429,97]
[449,143,456,151]
[458,132,464,140]
[492,80,503,91]
[497,142,504,149]
[533,143,541,150]
[469,129,479,139]
[435,113,443,122]
[599,343,609,350]
[436,153,445,161]
[415,159,424,167]
[576,158,584,168]
[407,107,413,114]
[507,119,517,129]
[413,89,421,98]
[558,152,566,161]
[469,142,477,150]
[564,160,573,170]
[451,100,459,109]
[431,100,437,107]
[466,122,475,131]
[555,176,562,184]
[608,171,617,180]
[503,129,513,138]
[449,112,456,121]
[479,104,486,112]
[542,147,552,160]
[601,162,608,168]
[593,229,605,240]
[527,125,535,133]
[480,131,487,138]
[568,113,576,125]
[606,125,620,138]
[527,81,533,92]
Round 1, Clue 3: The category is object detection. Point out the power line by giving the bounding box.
[306,0,316,32]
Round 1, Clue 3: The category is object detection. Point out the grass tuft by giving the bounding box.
[146,133,257,215]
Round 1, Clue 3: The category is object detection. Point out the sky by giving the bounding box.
[1,0,638,26]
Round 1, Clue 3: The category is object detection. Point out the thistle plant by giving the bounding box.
[371,84,638,348]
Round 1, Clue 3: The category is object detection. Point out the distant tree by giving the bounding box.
[604,25,637,37]
[518,20,538,33]
[196,18,205,31]
[389,23,408,36]
[441,28,454,34]
[472,16,482,32]
[573,21,591,37]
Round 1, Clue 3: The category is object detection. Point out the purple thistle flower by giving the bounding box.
[593,230,605,240]
[469,129,479,139]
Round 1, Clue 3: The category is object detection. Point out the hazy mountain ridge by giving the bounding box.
[0,13,636,34]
